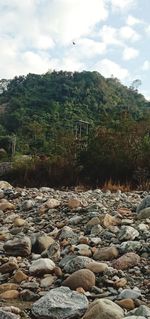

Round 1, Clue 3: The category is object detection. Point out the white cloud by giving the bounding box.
[145,25,150,36]
[74,38,106,59]
[123,47,139,60]
[126,15,143,26]
[93,58,129,80]
[55,56,84,72]
[142,60,150,71]
[40,0,109,44]
[99,25,122,46]
[110,0,136,10]
[0,0,110,78]
[119,26,140,42]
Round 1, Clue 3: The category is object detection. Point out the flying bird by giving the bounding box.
[72,41,76,45]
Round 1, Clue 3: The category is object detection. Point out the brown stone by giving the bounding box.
[14,217,26,227]
[86,262,108,273]
[53,267,63,277]
[0,261,18,273]
[0,290,19,299]
[93,246,119,261]
[103,214,120,228]
[0,283,19,293]
[114,278,127,288]
[13,270,28,283]
[112,252,140,270]
[62,269,95,291]
[116,299,135,310]
[0,199,15,211]
[68,198,81,209]
[76,287,86,294]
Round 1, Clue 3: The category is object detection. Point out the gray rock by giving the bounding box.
[46,241,60,261]
[22,199,35,210]
[119,241,142,253]
[118,288,141,300]
[82,298,124,319]
[136,195,150,213]
[4,236,31,257]
[32,286,88,319]
[118,226,139,241]
[0,310,20,319]
[125,317,146,319]
[59,226,78,244]
[29,258,55,275]
[63,256,93,273]
[137,207,150,219]
[127,305,150,318]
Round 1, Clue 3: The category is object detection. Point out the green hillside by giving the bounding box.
[0,70,149,155]
[0,70,150,187]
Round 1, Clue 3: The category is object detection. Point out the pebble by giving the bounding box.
[0,181,149,318]
[82,298,124,319]
[62,269,95,291]
[32,286,89,319]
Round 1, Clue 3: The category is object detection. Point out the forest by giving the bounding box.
[0,70,150,188]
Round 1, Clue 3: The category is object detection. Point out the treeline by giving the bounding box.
[0,71,150,188]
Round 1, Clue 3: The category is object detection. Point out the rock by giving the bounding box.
[90,224,103,236]
[118,226,139,241]
[114,278,127,288]
[103,213,120,228]
[63,256,93,273]
[0,189,4,199]
[0,307,20,315]
[137,207,150,219]
[86,261,108,273]
[40,275,56,288]
[119,241,142,253]
[0,310,20,319]
[118,289,141,300]
[32,286,88,319]
[86,217,100,233]
[112,253,140,270]
[125,316,146,319]
[127,305,150,318]
[93,246,119,261]
[82,298,124,319]
[4,236,31,257]
[20,289,39,301]
[0,199,15,211]
[36,234,54,253]
[40,198,60,213]
[75,244,92,257]
[13,217,26,227]
[0,261,18,274]
[136,195,150,213]
[0,283,19,293]
[0,290,19,299]
[45,241,60,261]
[22,199,34,210]
[29,258,55,275]
[13,270,28,283]
[0,181,12,189]
[62,269,95,291]
[68,198,82,209]
[59,226,78,243]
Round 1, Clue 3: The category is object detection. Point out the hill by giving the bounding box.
[0,71,150,187]
[0,71,149,156]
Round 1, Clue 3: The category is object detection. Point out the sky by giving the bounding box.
[0,0,150,100]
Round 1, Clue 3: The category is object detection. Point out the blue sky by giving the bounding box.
[0,0,150,99]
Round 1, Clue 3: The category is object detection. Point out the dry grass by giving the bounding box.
[102,179,132,192]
